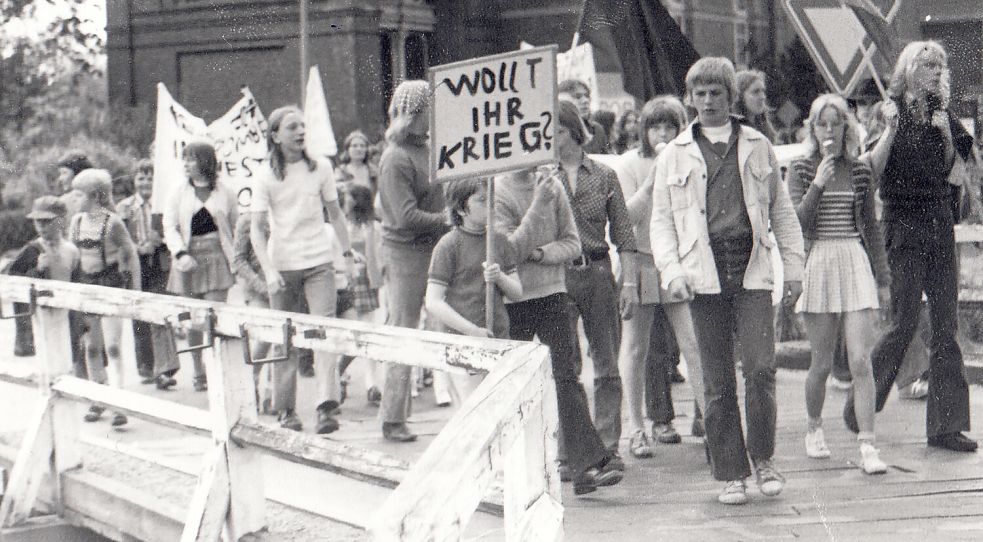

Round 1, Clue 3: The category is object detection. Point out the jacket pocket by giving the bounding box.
[667,174,692,210]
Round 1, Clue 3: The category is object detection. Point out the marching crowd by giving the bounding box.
[6,40,981,504]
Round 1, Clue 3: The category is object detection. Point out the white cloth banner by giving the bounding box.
[151,83,208,212]
[304,65,338,160]
[557,42,600,110]
[207,88,270,206]
[152,84,270,211]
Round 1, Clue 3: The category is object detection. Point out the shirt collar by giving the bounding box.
[691,116,744,141]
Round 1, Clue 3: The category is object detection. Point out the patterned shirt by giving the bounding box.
[557,155,637,255]
[815,191,859,238]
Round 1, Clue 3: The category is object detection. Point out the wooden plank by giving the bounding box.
[208,337,265,539]
[181,443,231,542]
[230,420,410,488]
[0,275,528,373]
[368,343,550,541]
[0,361,37,388]
[504,399,548,540]
[515,493,563,542]
[32,306,81,513]
[955,224,983,243]
[61,469,186,542]
[0,397,53,527]
[51,376,212,436]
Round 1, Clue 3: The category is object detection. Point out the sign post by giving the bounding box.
[429,45,558,331]
[782,0,900,97]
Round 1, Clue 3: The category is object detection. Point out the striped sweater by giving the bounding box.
[787,157,890,287]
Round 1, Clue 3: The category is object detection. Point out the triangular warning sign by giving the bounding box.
[782,0,900,96]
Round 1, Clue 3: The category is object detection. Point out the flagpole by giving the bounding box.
[571,0,587,49]
[485,175,496,333]
[299,0,309,103]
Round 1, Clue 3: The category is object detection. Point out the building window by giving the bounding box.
[734,21,749,67]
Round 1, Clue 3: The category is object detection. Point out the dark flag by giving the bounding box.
[841,0,899,65]
[577,0,701,101]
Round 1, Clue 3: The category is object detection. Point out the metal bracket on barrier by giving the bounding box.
[0,285,52,320]
[166,308,217,355]
[240,319,294,365]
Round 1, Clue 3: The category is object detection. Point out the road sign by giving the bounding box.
[781,0,900,96]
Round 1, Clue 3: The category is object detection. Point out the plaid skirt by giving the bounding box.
[167,232,234,296]
[798,237,879,313]
[350,267,380,315]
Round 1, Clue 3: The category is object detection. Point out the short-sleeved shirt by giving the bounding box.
[428,228,517,339]
[251,159,339,271]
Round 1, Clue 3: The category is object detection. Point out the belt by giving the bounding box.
[570,250,609,268]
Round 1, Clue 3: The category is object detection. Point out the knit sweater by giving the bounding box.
[494,175,581,303]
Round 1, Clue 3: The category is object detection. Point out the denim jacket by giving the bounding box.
[650,121,805,295]
[787,157,890,287]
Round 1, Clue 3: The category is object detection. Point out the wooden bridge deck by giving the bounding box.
[1,315,982,541]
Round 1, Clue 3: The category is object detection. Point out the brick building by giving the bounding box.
[106,0,981,142]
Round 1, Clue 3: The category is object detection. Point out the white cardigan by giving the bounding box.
[162,180,238,265]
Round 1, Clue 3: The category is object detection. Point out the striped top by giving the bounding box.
[815,191,859,239]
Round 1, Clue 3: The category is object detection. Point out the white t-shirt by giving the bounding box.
[251,159,339,271]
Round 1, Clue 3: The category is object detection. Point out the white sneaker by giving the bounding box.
[718,479,749,505]
[899,379,929,400]
[754,459,785,497]
[805,428,831,459]
[860,442,888,474]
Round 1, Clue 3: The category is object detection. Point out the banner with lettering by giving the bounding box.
[151,83,208,212]
[557,42,600,110]
[207,88,270,207]
[429,45,558,183]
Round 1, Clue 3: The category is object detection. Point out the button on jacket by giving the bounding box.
[649,121,805,294]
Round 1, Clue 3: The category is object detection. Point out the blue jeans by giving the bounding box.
[380,243,433,424]
[691,242,776,481]
[565,257,623,451]
[269,263,336,413]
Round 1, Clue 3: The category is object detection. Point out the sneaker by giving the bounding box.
[315,401,340,434]
[606,452,625,472]
[83,405,104,423]
[278,410,303,431]
[367,386,382,406]
[718,479,749,505]
[754,459,785,496]
[111,412,128,427]
[899,378,929,400]
[629,430,654,458]
[193,376,208,392]
[805,428,831,459]
[558,462,572,482]
[860,442,888,474]
[653,423,682,444]
[829,376,852,391]
[691,416,706,438]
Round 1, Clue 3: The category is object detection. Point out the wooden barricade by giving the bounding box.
[0,275,562,541]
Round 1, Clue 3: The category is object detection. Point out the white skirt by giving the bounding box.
[798,238,879,314]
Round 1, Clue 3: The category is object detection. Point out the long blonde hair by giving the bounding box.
[803,94,862,159]
[888,40,951,108]
[385,80,430,145]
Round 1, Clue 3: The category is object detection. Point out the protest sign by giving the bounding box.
[557,42,600,110]
[304,65,338,160]
[152,84,270,211]
[429,45,558,183]
[207,87,269,207]
[151,83,208,212]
